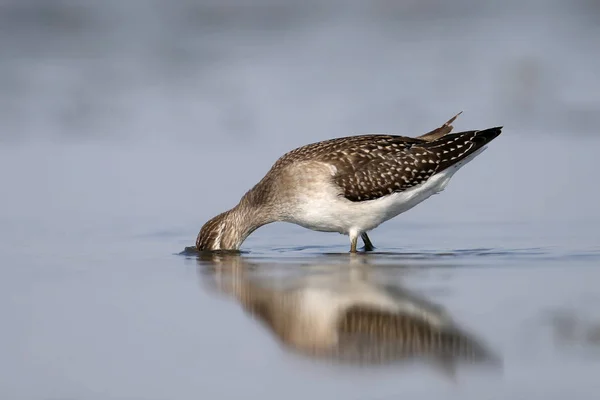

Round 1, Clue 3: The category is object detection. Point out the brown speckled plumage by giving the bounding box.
[195,113,503,252]
[268,128,501,202]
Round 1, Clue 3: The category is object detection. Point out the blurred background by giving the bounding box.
[1,0,600,144]
[1,0,599,243]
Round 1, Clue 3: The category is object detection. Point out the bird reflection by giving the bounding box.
[195,252,500,373]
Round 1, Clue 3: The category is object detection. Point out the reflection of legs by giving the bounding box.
[361,232,375,252]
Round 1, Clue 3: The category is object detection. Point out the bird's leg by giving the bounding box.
[361,232,375,252]
[350,234,358,253]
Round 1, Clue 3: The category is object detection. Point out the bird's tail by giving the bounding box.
[417,111,463,142]
[420,127,502,172]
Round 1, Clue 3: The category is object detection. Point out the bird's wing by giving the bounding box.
[326,128,501,202]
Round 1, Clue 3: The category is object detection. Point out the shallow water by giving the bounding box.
[2,169,600,399]
[4,237,600,400]
[2,106,600,400]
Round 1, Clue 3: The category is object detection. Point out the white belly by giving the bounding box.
[290,147,486,235]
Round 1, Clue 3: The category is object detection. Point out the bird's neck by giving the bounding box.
[196,182,279,251]
[231,206,263,245]
[222,199,276,249]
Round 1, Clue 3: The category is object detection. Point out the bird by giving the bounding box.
[196,113,502,252]
[199,254,499,370]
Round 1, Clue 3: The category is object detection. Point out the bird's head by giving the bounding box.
[196,210,246,251]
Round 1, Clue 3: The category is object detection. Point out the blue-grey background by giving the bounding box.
[1,1,599,399]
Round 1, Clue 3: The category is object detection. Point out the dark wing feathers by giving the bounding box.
[420,127,502,172]
[329,127,502,202]
[271,124,502,203]
[332,145,437,201]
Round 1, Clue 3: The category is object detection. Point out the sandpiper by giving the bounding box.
[196,113,502,252]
